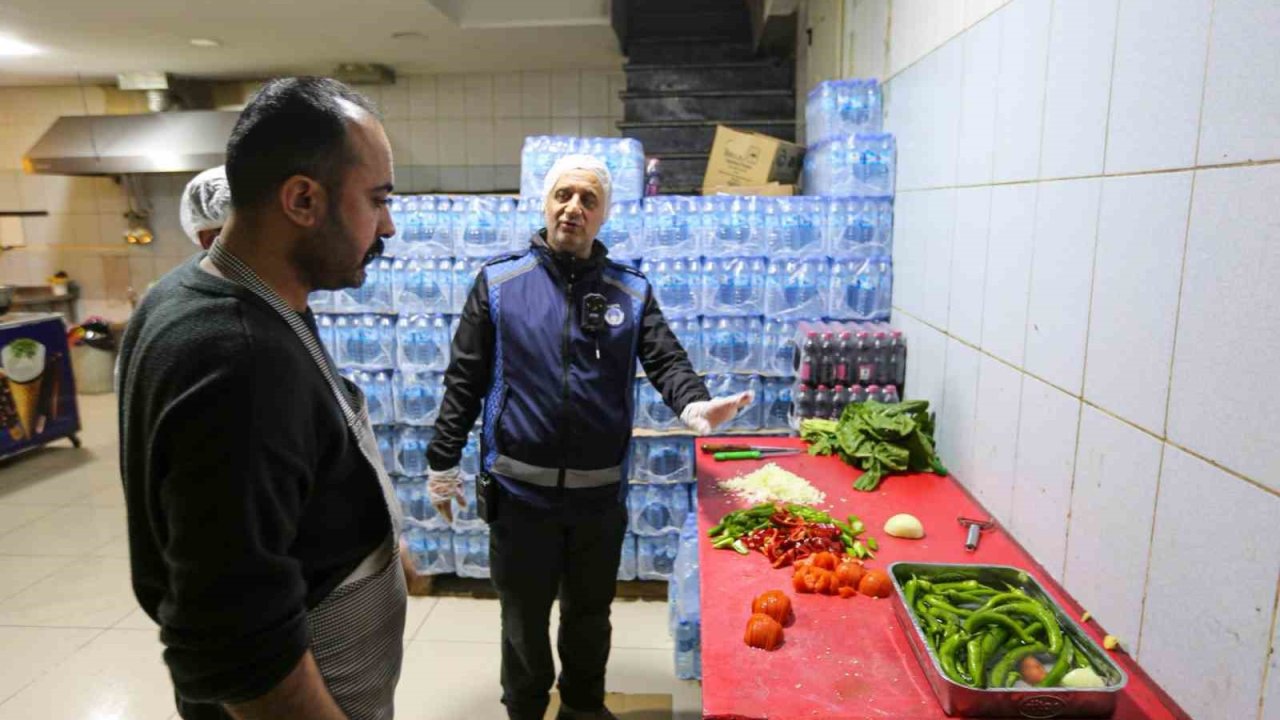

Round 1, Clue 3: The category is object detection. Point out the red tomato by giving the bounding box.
[752,590,792,625]
[835,560,865,589]
[858,569,893,598]
[744,613,784,651]
[838,586,858,599]
[810,551,839,571]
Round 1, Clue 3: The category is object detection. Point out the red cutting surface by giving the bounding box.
[696,437,1190,720]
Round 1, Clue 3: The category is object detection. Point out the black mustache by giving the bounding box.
[362,238,385,266]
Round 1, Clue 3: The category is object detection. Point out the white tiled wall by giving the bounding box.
[859,0,1280,715]
[0,68,624,320]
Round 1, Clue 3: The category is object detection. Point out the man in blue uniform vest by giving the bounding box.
[425,155,750,720]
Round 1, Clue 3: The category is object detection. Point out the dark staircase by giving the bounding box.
[612,0,797,195]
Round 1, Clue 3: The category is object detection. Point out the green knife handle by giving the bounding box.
[714,450,761,461]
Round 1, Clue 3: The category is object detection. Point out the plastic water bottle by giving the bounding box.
[874,253,893,321]
[460,433,481,476]
[404,526,455,575]
[701,316,763,373]
[636,380,679,430]
[669,318,703,370]
[704,256,766,315]
[395,371,441,426]
[396,427,431,476]
[761,319,797,377]
[765,258,827,320]
[618,534,638,581]
[642,257,700,318]
[375,426,397,470]
[761,378,793,430]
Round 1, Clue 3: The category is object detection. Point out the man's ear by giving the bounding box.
[278,175,325,229]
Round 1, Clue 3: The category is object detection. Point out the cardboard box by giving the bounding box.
[704,182,796,196]
[702,125,805,193]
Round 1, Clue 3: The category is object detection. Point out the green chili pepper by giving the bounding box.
[707,522,726,537]
[975,591,1033,614]
[964,610,1035,644]
[937,633,968,685]
[989,643,1047,688]
[927,605,964,626]
[982,626,1009,657]
[1072,639,1092,670]
[1038,637,1075,687]
[946,591,991,606]
[966,636,986,688]
[923,595,974,617]
[712,536,736,549]
[932,580,982,592]
[731,539,749,555]
[999,622,1043,653]
[993,602,1063,654]
[904,579,921,608]
[1005,670,1020,687]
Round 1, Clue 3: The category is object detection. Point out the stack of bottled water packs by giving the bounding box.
[520,136,646,203]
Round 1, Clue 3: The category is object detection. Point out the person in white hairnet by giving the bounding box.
[179,166,231,250]
[425,155,749,720]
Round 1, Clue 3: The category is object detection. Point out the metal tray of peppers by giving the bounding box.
[889,562,1128,718]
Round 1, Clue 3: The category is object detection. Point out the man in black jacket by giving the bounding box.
[425,155,749,720]
[118,77,404,720]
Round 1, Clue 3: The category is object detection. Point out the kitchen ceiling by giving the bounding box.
[0,0,619,86]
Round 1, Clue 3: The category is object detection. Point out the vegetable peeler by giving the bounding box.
[957,516,995,551]
[713,449,803,461]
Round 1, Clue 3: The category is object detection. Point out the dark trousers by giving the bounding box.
[488,490,628,720]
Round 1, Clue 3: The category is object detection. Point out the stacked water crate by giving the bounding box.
[311,194,536,581]
[670,513,701,680]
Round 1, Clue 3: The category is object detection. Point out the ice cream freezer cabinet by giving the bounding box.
[0,312,81,461]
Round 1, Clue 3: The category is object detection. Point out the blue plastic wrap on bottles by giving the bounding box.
[515,197,542,241]
[458,196,499,258]
[396,314,451,372]
[459,432,481,475]
[453,530,491,579]
[631,436,694,484]
[393,258,451,314]
[764,257,830,320]
[705,195,763,257]
[829,252,893,322]
[702,256,766,316]
[853,133,896,197]
[342,370,392,424]
[617,533,638,581]
[374,425,398,472]
[395,426,433,477]
[310,289,335,313]
[827,197,894,257]
[600,200,644,260]
[644,196,698,258]
[635,379,682,430]
[452,475,487,533]
[704,373,763,431]
[641,257,701,318]
[404,525,456,575]
[452,258,485,313]
[315,314,337,358]
[494,197,517,254]
[674,513,700,619]
[520,136,646,203]
[699,316,764,374]
[806,79,883,145]
[336,315,397,370]
[666,317,702,371]
[761,377,794,431]
[335,257,393,313]
[395,476,452,529]
[637,531,680,581]
[766,196,826,257]
[629,483,691,536]
[394,370,442,426]
[761,318,798,377]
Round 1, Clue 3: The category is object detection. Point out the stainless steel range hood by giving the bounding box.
[22,110,240,176]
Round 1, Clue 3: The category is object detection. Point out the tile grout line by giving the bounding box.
[1057,394,1086,584]
[1032,0,1058,180]
[1257,572,1280,720]
[894,155,1280,195]
[1133,441,1169,659]
[0,624,109,709]
[892,305,1279,500]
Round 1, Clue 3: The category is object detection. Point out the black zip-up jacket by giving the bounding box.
[427,231,708,498]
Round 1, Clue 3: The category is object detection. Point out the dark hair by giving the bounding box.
[225,77,378,211]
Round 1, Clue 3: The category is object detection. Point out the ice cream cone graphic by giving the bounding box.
[1,339,46,441]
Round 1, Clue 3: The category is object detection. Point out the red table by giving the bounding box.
[696,437,1189,720]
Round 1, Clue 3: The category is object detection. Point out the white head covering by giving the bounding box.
[179,166,231,246]
[542,154,612,220]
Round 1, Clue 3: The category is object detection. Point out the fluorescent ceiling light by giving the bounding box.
[0,36,40,56]
[189,38,222,48]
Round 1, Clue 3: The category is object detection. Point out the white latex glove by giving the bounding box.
[427,466,465,523]
[680,391,755,435]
